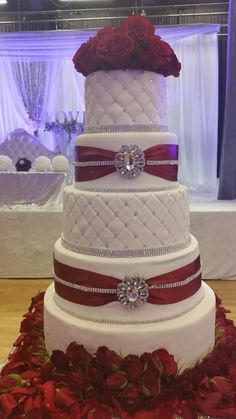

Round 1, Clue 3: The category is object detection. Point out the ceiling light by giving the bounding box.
[0,0,7,4]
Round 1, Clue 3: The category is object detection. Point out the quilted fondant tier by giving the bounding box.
[62,185,190,253]
[75,131,178,190]
[84,70,168,131]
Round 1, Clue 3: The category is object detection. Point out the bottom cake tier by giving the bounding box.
[44,282,216,371]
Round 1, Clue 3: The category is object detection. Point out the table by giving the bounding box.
[0,171,69,206]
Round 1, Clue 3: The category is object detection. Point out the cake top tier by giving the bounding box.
[73,15,181,78]
[83,70,168,131]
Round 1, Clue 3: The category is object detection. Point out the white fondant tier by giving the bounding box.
[75,131,178,190]
[84,70,168,130]
[55,234,199,281]
[44,282,216,370]
[62,185,189,252]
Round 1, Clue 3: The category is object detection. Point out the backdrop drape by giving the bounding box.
[0,25,219,193]
[218,0,236,200]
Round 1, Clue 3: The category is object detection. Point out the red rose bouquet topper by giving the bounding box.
[73,15,181,77]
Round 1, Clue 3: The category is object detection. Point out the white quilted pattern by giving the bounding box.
[85,70,167,129]
[63,186,189,251]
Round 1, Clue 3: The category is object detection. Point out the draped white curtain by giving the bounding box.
[0,26,219,192]
[167,30,219,193]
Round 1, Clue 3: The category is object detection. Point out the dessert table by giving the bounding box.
[0,171,69,207]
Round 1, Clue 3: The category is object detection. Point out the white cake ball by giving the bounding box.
[0,155,14,171]
[51,155,70,171]
[32,156,51,172]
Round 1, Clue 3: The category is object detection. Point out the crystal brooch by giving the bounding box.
[117,275,149,308]
[115,145,145,178]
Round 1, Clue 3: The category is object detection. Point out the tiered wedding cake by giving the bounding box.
[44,16,216,371]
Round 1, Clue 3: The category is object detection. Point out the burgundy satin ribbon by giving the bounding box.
[74,144,178,182]
[54,256,201,306]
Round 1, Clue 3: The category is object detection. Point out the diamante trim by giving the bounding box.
[74,160,115,167]
[53,267,201,294]
[74,159,179,168]
[53,272,117,294]
[84,124,168,134]
[75,185,179,193]
[61,235,191,258]
[53,293,204,325]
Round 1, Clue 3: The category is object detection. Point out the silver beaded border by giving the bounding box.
[75,185,179,194]
[84,124,168,134]
[61,235,191,258]
[53,266,201,294]
[74,159,179,168]
[53,271,117,294]
[53,293,204,325]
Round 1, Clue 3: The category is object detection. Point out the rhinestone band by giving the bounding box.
[61,235,191,258]
[74,159,179,168]
[84,124,168,134]
[150,267,202,290]
[54,267,201,295]
[74,160,115,167]
[53,293,204,325]
[146,160,179,166]
[54,272,117,294]
[76,185,179,193]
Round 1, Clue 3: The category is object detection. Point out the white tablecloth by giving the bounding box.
[0,172,69,207]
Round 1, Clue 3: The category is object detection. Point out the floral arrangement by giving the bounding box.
[1,293,236,418]
[73,15,181,78]
[44,119,79,143]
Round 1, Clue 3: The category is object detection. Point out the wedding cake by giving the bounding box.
[44,16,216,371]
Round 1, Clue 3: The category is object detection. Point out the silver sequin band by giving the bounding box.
[84,124,168,134]
[74,159,178,168]
[53,267,201,294]
[53,293,204,325]
[75,185,179,193]
[61,235,191,258]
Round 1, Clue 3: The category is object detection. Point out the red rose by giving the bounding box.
[96,25,114,38]
[106,371,127,390]
[0,374,25,393]
[229,365,236,387]
[178,400,198,419]
[140,353,161,397]
[130,37,167,72]
[39,380,56,411]
[210,376,233,394]
[73,41,99,77]
[197,392,236,418]
[151,349,177,376]
[95,31,136,69]
[55,387,77,408]
[132,410,157,419]
[96,346,122,373]
[123,354,142,384]
[159,54,181,78]
[0,393,17,417]
[87,404,113,419]
[120,385,141,413]
[64,371,85,392]
[66,342,92,371]
[50,350,69,370]
[142,367,161,397]
[122,15,155,41]
[87,365,105,385]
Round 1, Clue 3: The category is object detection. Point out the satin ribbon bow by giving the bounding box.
[54,256,201,307]
[74,144,178,182]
